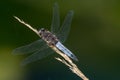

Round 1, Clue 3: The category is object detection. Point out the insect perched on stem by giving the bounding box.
[13,3,89,80]
[13,3,78,66]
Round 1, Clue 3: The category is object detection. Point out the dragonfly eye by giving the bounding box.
[40,28,45,31]
[39,28,45,35]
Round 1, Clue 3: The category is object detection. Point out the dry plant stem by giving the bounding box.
[53,47,89,80]
[14,16,40,36]
[14,16,89,80]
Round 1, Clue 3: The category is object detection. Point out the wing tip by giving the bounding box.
[12,49,24,55]
[68,10,74,17]
[20,59,30,67]
[12,49,18,55]
[54,2,58,6]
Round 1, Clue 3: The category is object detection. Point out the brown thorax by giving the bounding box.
[38,28,58,47]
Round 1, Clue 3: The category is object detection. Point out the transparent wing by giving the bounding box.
[57,10,74,43]
[12,39,47,55]
[21,47,54,66]
[51,3,60,34]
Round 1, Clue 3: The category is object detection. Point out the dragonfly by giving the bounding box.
[13,3,78,66]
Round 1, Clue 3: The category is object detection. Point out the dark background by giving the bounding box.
[0,0,120,80]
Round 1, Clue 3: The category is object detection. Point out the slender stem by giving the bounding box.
[14,16,40,36]
[52,46,89,80]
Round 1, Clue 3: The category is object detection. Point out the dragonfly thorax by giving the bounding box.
[38,28,58,46]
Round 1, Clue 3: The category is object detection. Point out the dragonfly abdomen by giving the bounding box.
[56,42,78,61]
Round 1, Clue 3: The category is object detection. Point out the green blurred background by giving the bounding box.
[0,0,120,80]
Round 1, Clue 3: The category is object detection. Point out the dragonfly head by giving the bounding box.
[40,28,45,31]
[38,28,45,35]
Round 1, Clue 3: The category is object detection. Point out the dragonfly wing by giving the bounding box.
[21,47,54,66]
[57,10,74,43]
[51,3,60,34]
[12,39,47,55]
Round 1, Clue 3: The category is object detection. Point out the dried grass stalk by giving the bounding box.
[52,47,89,80]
